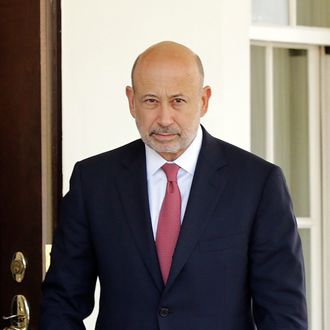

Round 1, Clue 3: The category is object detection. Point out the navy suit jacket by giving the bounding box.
[41,128,308,329]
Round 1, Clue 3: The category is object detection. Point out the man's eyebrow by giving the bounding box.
[171,94,186,98]
[141,94,158,98]
[140,93,187,99]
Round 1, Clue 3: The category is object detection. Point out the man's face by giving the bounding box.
[126,55,211,161]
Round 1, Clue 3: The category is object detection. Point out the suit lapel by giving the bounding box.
[115,130,228,294]
[116,141,163,292]
[164,129,229,293]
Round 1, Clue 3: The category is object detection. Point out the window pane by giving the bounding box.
[298,228,311,327]
[273,48,310,217]
[252,0,289,25]
[297,0,330,28]
[251,46,266,159]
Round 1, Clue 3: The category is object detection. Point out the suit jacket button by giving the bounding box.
[159,307,169,317]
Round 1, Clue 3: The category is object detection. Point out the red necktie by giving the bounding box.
[156,163,181,284]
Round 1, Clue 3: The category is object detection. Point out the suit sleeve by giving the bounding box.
[250,166,308,329]
[40,163,97,330]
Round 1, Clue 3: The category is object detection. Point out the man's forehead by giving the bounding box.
[133,72,200,93]
[131,42,204,89]
[134,57,200,85]
[138,41,196,63]
[136,55,197,74]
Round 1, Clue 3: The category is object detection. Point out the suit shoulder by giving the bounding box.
[222,140,273,167]
[209,137,285,191]
[206,133,278,176]
[75,138,144,172]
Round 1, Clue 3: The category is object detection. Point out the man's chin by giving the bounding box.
[150,144,180,154]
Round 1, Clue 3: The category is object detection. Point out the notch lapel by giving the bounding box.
[116,141,163,292]
[164,130,229,293]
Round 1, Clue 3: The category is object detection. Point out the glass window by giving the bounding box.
[251,38,323,330]
[273,48,310,218]
[297,0,330,28]
[252,0,289,25]
[250,46,310,217]
[251,46,267,159]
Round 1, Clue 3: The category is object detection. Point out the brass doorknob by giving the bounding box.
[2,295,30,330]
[10,252,27,283]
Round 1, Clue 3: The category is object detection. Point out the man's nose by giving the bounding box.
[157,103,174,127]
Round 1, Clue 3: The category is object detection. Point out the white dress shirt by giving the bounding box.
[145,126,203,238]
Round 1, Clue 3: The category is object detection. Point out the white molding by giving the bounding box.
[297,218,314,228]
[321,47,330,330]
[289,0,296,26]
[265,46,274,162]
[250,26,330,45]
[308,46,322,330]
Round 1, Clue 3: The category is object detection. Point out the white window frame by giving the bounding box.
[252,0,330,30]
[250,26,330,46]
[250,23,330,330]
[321,48,330,330]
[250,40,323,329]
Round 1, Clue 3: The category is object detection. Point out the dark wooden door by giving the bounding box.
[0,1,61,329]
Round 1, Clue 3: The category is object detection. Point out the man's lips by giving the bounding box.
[151,132,178,141]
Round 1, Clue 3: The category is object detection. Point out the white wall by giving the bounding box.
[62,0,251,328]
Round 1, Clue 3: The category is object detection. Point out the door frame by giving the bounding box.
[40,0,62,273]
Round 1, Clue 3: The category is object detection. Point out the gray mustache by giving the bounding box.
[150,128,179,135]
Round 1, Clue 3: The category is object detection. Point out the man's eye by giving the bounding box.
[173,98,186,104]
[144,98,158,104]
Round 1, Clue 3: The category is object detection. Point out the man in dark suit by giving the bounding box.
[41,41,308,329]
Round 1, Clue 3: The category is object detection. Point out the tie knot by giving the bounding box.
[162,163,180,182]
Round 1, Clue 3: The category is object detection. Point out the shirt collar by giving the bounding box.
[145,125,203,179]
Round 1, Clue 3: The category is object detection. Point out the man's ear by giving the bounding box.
[126,86,136,118]
[200,86,212,117]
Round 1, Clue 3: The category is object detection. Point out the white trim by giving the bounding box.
[265,46,274,162]
[250,26,330,45]
[289,0,296,26]
[321,47,330,330]
[308,46,322,330]
[297,218,314,228]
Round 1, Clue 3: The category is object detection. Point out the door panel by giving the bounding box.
[0,1,61,329]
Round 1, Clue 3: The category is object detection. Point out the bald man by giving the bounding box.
[41,41,308,329]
